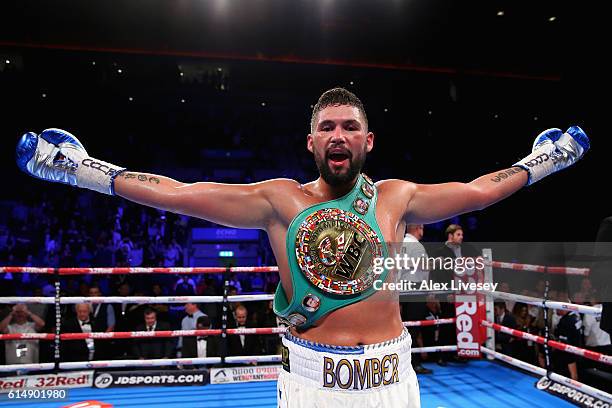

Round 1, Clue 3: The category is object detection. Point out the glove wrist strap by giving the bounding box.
[514,147,555,186]
[76,156,125,195]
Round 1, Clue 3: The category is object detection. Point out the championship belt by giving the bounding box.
[295,208,383,295]
[274,174,390,328]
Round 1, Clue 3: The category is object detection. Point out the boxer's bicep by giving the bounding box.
[405,167,527,224]
[404,182,489,224]
[115,172,274,229]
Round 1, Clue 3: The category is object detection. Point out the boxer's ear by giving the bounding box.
[366,132,374,153]
[307,134,314,154]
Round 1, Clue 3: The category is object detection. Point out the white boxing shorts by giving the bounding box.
[277,329,421,407]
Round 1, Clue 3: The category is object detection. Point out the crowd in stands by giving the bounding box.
[1,199,610,392]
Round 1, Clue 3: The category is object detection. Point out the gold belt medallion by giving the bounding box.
[295,208,383,295]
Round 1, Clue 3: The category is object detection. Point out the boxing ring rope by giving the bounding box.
[486,261,590,276]
[485,291,602,315]
[0,318,455,342]
[479,252,612,405]
[481,321,612,366]
[1,254,609,404]
[0,295,274,304]
[0,266,280,275]
[481,347,612,404]
[0,346,460,373]
[0,262,590,276]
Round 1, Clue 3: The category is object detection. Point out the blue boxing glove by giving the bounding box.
[16,128,125,195]
[514,126,590,185]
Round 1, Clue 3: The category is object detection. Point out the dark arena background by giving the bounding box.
[0,2,609,408]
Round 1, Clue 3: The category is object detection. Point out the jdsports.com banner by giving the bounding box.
[211,365,282,384]
[93,370,208,388]
[536,377,610,408]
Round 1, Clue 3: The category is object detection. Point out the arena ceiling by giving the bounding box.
[0,0,590,79]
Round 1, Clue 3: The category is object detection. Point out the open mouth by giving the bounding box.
[327,150,351,166]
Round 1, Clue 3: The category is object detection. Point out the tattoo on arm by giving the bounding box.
[121,173,161,184]
[490,167,523,183]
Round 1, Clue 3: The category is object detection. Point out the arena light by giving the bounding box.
[497,10,504,16]
[5,59,10,64]
[548,16,556,22]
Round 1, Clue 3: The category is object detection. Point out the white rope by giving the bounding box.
[411,345,457,353]
[59,357,222,370]
[225,355,282,364]
[0,297,56,304]
[485,291,601,315]
[481,347,612,403]
[0,362,55,372]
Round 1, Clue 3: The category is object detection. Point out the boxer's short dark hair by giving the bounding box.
[311,87,368,132]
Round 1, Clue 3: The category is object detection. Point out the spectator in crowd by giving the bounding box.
[228,305,261,357]
[498,282,514,312]
[88,285,116,332]
[494,302,517,356]
[174,275,197,296]
[259,300,282,355]
[576,277,594,305]
[511,302,535,363]
[582,290,611,372]
[29,287,49,321]
[421,295,444,367]
[132,308,173,359]
[178,303,206,357]
[227,274,243,294]
[400,223,432,374]
[192,315,220,360]
[198,277,220,327]
[0,304,45,364]
[61,303,105,361]
[150,283,170,322]
[88,284,116,359]
[116,237,134,267]
[553,307,583,380]
[163,239,183,267]
[75,244,94,267]
[112,282,135,358]
[431,224,476,364]
[250,273,265,292]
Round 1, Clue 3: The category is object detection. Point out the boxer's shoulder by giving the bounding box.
[375,179,418,198]
[256,178,302,193]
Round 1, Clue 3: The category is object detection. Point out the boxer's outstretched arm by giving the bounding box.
[16,129,280,230]
[114,172,276,229]
[405,167,527,224]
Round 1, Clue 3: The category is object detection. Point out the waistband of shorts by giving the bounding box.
[280,329,413,391]
[283,328,410,355]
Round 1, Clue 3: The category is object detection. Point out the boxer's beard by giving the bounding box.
[314,146,366,187]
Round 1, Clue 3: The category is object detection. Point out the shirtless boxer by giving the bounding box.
[16,88,589,407]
